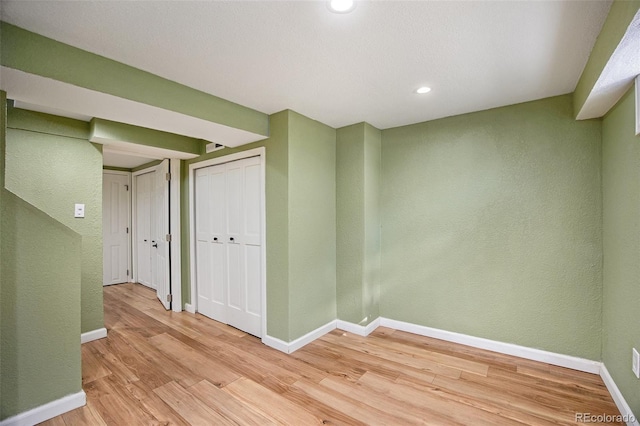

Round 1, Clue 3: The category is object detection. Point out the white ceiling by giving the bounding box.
[1,0,612,131]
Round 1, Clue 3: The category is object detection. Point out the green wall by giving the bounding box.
[336,122,381,326]
[183,110,336,342]
[602,87,640,415]
[380,95,603,360]
[287,111,336,339]
[1,94,83,420]
[5,108,104,333]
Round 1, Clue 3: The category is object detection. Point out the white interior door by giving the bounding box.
[195,156,262,337]
[103,172,130,285]
[135,171,153,288]
[152,159,171,310]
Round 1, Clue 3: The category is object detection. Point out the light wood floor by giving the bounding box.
[42,283,622,425]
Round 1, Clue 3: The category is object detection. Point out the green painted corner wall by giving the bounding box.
[380,95,603,360]
[573,0,639,116]
[336,123,366,323]
[5,108,104,333]
[1,22,269,137]
[336,122,381,326]
[602,87,640,415]
[287,111,336,339]
[0,91,6,416]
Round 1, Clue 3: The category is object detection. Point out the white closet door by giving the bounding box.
[194,156,262,337]
[195,163,227,321]
[136,171,153,287]
[103,172,130,285]
[152,159,171,310]
[225,156,262,336]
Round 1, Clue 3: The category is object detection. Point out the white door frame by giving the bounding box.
[187,147,267,339]
[132,160,182,313]
[102,170,132,284]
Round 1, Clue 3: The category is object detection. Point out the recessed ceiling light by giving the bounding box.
[416,87,432,94]
[328,0,356,13]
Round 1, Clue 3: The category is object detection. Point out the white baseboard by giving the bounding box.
[600,364,639,426]
[379,317,601,374]
[336,317,380,337]
[263,320,337,354]
[0,391,86,426]
[80,327,107,344]
[184,303,195,314]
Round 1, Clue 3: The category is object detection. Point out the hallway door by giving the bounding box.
[152,159,171,310]
[103,171,130,285]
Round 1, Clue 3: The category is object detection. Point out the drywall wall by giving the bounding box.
[1,92,83,420]
[287,110,336,339]
[336,122,381,326]
[5,108,104,333]
[602,87,640,415]
[380,94,603,360]
[0,193,82,420]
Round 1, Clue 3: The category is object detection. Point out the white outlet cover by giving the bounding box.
[633,348,640,379]
[74,203,85,218]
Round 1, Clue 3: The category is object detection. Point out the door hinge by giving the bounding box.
[124,184,129,191]
[126,227,129,234]
[167,294,172,302]
[165,172,171,181]
[166,234,172,242]
[126,269,130,276]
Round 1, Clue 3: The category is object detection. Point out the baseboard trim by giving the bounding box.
[80,327,107,344]
[0,391,86,426]
[184,303,195,314]
[379,317,601,374]
[263,320,337,354]
[336,317,380,337]
[600,364,639,426]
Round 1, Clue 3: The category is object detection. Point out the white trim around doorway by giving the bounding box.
[188,147,267,339]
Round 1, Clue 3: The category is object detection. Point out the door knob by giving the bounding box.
[144,239,148,242]
[230,237,235,242]
[152,242,158,248]
[213,237,218,241]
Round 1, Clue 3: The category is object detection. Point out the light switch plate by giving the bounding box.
[633,348,639,379]
[74,203,85,218]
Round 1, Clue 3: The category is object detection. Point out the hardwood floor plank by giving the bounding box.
[153,381,236,426]
[188,379,278,425]
[149,332,240,387]
[224,377,325,425]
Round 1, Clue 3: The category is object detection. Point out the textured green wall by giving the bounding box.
[1,94,83,420]
[5,108,104,333]
[1,193,82,420]
[1,22,268,137]
[574,0,639,117]
[380,95,603,360]
[182,111,290,340]
[287,111,336,339]
[336,123,381,325]
[602,87,640,415]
